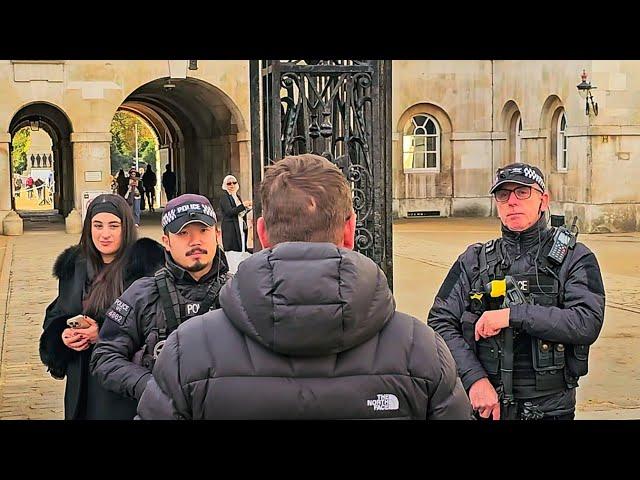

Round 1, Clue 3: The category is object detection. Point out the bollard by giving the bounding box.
[65,208,82,234]
[2,210,24,236]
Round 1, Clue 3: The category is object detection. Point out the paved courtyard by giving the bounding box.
[1,215,638,419]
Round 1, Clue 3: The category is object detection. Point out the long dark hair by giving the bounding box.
[81,194,138,318]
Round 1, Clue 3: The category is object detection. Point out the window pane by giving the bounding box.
[426,136,436,151]
[414,136,426,150]
[414,152,425,169]
[413,115,427,127]
[560,114,566,130]
[415,127,426,135]
[425,118,436,134]
[427,153,437,169]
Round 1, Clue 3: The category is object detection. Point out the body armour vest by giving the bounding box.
[134,267,226,369]
[471,235,572,399]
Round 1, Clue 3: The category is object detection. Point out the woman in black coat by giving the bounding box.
[220,174,252,253]
[39,194,164,419]
[116,169,128,198]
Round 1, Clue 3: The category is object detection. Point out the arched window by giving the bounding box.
[514,114,522,164]
[403,114,440,172]
[557,111,567,171]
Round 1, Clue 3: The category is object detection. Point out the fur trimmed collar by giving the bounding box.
[53,238,165,282]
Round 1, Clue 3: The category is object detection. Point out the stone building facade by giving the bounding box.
[1,60,637,234]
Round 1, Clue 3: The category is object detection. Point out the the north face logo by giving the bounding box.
[366,394,399,411]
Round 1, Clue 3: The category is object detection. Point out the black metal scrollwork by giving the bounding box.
[251,60,392,287]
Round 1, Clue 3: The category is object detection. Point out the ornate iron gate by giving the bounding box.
[250,60,393,288]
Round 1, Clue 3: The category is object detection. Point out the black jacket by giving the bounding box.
[220,192,248,252]
[116,174,128,197]
[427,217,606,415]
[136,242,473,420]
[162,171,176,194]
[39,238,165,419]
[142,170,157,189]
[90,248,230,403]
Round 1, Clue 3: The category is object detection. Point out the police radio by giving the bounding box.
[547,216,578,265]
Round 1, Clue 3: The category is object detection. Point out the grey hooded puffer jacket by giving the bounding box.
[136,242,473,420]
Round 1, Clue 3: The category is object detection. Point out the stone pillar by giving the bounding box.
[69,132,112,214]
[237,131,251,198]
[0,132,22,235]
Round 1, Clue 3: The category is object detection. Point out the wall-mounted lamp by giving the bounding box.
[168,60,188,79]
[577,69,598,116]
[188,60,198,70]
[164,60,190,93]
[29,118,40,131]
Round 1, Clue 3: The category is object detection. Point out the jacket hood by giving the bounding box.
[219,242,395,356]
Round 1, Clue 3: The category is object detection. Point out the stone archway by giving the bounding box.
[9,103,74,217]
[119,77,249,214]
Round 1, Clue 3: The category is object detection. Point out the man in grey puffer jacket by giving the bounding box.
[137,154,473,420]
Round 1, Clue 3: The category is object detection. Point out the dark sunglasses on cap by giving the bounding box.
[226,181,238,186]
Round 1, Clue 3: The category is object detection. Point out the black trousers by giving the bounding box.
[542,412,575,420]
[475,402,575,421]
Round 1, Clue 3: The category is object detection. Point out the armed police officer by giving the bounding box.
[428,163,605,420]
[90,194,230,407]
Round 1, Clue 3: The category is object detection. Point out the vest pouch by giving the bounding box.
[460,311,479,352]
[476,337,501,375]
[529,293,558,307]
[566,344,589,378]
[531,338,566,391]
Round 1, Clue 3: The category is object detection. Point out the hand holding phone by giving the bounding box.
[67,314,91,329]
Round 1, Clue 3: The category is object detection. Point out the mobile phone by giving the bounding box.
[67,314,90,329]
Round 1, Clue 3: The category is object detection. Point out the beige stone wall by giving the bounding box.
[1,60,639,232]
[391,60,640,231]
[71,133,112,209]
[0,133,12,211]
[0,60,251,213]
[28,130,52,155]
[392,60,493,217]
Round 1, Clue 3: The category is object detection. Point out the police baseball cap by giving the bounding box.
[490,163,546,194]
[161,194,217,234]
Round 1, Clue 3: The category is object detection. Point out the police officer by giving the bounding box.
[428,162,605,420]
[90,194,230,406]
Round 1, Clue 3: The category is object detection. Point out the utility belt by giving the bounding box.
[132,268,226,370]
[463,270,588,397]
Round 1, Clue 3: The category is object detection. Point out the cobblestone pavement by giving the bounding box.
[0,216,638,419]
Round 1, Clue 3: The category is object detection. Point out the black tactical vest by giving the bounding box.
[134,268,227,369]
[470,233,573,399]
